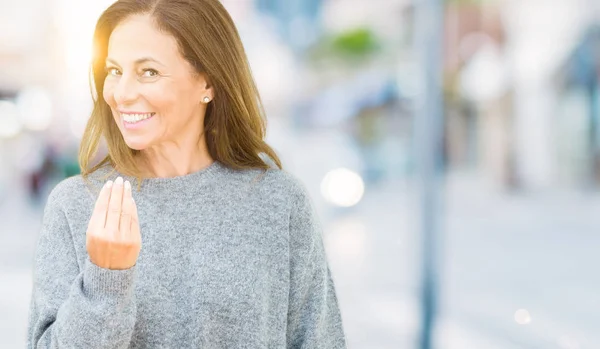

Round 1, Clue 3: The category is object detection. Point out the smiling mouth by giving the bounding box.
[121,112,156,124]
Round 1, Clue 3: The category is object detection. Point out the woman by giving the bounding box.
[26,0,347,348]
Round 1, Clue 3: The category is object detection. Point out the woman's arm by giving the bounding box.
[286,182,347,349]
[27,182,137,348]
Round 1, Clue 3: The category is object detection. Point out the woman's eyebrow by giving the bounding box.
[105,57,165,67]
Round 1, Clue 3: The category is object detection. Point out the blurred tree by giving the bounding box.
[308,27,382,67]
[331,28,379,57]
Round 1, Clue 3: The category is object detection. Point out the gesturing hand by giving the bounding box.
[86,176,142,270]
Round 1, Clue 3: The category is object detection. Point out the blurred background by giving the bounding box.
[1,0,600,348]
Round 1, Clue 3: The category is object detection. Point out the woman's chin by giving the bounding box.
[124,138,149,151]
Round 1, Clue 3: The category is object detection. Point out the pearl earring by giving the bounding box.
[203,97,210,103]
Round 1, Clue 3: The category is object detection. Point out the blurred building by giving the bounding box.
[255,0,323,53]
[556,26,600,187]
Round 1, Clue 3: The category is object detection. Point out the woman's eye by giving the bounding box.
[105,67,121,76]
[142,69,159,77]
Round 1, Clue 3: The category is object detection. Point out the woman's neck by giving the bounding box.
[137,143,214,179]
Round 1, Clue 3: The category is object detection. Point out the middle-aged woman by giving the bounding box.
[26,0,347,348]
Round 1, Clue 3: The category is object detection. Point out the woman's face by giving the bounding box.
[103,15,212,151]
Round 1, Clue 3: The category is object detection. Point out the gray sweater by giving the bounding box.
[27,161,346,348]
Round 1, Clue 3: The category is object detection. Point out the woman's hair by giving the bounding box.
[79,0,282,181]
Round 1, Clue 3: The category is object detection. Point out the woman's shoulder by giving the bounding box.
[232,166,310,204]
[260,168,307,195]
[45,165,112,209]
[226,155,308,197]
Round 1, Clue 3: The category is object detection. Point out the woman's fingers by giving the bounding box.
[87,177,142,270]
[119,180,133,239]
[89,180,113,233]
[105,176,124,236]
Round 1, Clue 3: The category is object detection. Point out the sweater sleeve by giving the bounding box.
[27,184,137,349]
[286,183,347,349]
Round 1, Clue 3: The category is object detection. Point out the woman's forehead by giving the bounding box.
[108,15,180,64]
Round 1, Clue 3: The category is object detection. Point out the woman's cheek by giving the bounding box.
[103,81,115,106]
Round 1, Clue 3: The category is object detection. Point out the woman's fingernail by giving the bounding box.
[125,180,131,191]
[105,180,113,188]
[115,177,123,186]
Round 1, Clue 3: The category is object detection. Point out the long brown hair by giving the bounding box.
[79,0,282,182]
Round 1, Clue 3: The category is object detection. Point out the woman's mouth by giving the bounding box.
[122,112,155,124]
[120,113,156,130]
[120,112,156,130]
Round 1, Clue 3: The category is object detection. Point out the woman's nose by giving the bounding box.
[113,75,139,105]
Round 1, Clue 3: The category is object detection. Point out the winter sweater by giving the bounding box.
[27,160,346,348]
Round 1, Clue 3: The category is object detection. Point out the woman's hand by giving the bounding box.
[86,177,142,270]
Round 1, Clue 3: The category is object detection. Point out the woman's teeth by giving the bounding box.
[122,113,155,123]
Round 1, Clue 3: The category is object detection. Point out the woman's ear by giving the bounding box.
[198,74,214,102]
